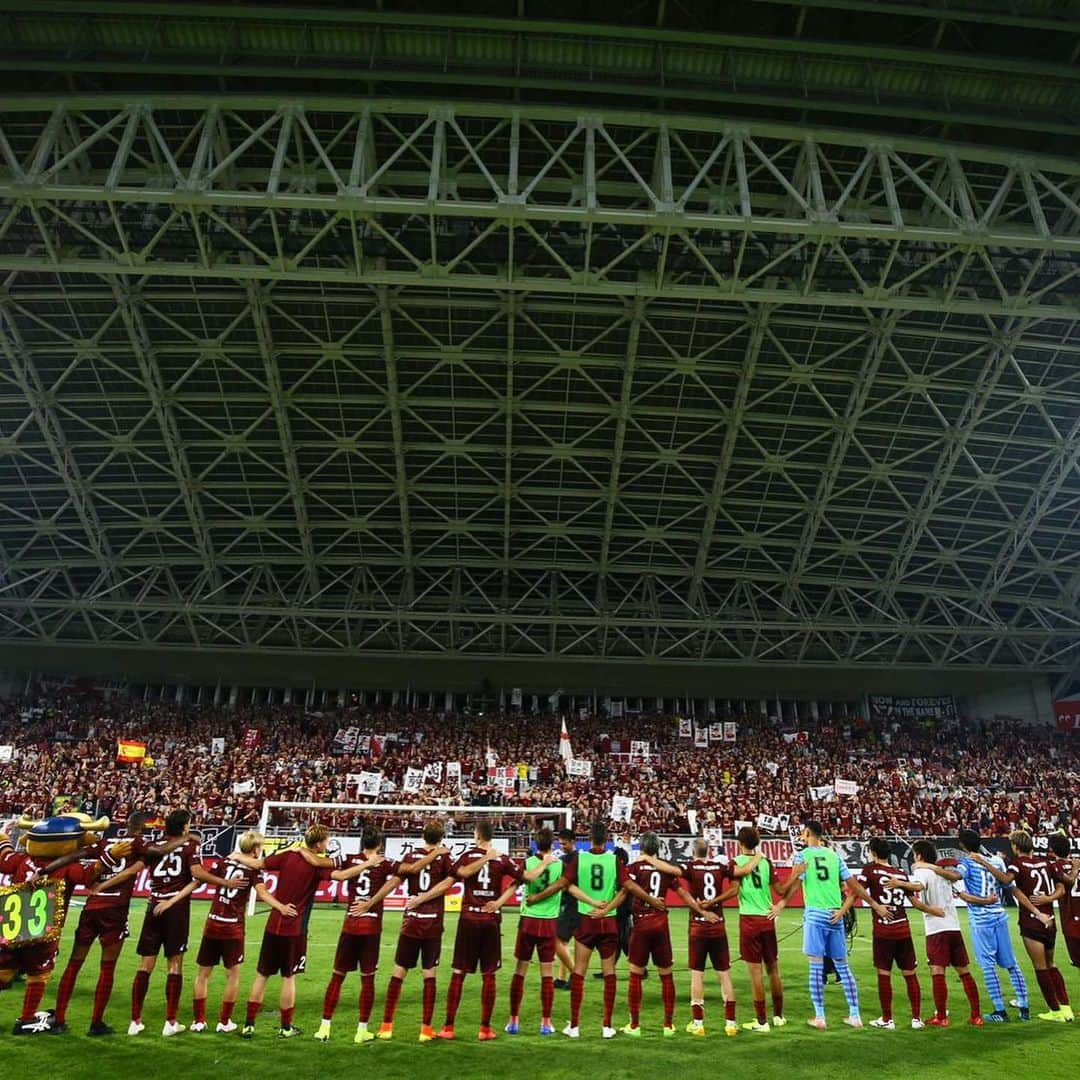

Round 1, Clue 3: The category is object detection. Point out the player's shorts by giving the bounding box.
[925,930,968,968]
[628,921,673,969]
[452,921,503,974]
[872,934,917,972]
[0,940,58,977]
[574,916,619,959]
[74,905,130,948]
[332,931,380,974]
[803,910,847,960]
[557,906,580,942]
[971,918,1017,971]
[689,930,731,972]
[739,915,778,965]
[256,932,304,978]
[1019,923,1056,949]
[394,932,442,971]
[1065,933,1080,968]
[136,901,190,959]
[514,917,557,963]
[196,935,245,969]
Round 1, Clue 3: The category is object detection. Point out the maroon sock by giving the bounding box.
[509,973,524,1018]
[931,973,948,1018]
[877,972,893,1021]
[422,977,437,1027]
[691,1001,704,1021]
[445,973,465,1026]
[193,996,207,1025]
[771,986,783,1017]
[1036,969,1059,1011]
[54,954,85,1023]
[540,976,554,1021]
[165,973,182,1023]
[755,998,767,1024]
[281,1006,294,1029]
[132,970,150,1022]
[245,1000,260,1025]
[725,999,736,1022]
[570,973,584,1027]
[628,972,643,1025]
[322,972,344,1021]
[1051,968,1070,1006]
[382,975,403,1025]
[603,974,617,1028]
[92,960,117,1025]
[219,999,235,1025]
[960,972,980,1017]
[359,974,376,1023]
[481,972,496,1027]
[660,973,675,1026]
[19,981,45,1023]
[904,973,922,1019]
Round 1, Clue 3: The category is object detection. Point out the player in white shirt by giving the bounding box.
[884,840,983,1027]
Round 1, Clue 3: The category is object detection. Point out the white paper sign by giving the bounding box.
[447,761,462,788]
[629,740,650,761]
[358,771,382,797]
[678,717,692,738]
[694,726,709,748]
[567,758,593,779]
[233,779,255,795]
[210,737,225,756]
[403,767,424,793]
[0,745,13,764]
[809,784,833,801]
[834,778,859,796]
[611,794,634,823]
[723,722,737,742]
[756,813,778,832]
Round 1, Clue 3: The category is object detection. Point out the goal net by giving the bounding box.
[248,801,574,915]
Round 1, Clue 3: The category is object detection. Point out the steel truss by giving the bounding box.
[0,97,1079,671]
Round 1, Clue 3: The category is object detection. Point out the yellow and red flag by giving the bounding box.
[116,739,146,763]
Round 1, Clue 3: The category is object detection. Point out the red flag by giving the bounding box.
[241,727,262,750]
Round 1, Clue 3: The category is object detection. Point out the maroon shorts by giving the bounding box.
[136,901,190,959]
[74,905,130,949]
[926,930,968,968]
[452,921,503,974]
[1065,934,1080,968]
[197,935,245,969]
[1020,924,1056,949]
[0,940,59,977]
[395,932,442,971]
[873,934,918,972]
[574,916,619,959]
[689,930,730,972]
[334,931,380,974]
[515,917,557,963]
[256,932,304,978]
[739,916,778,965]
[628,921,673,969]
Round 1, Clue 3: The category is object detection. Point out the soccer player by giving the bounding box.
[888,839,983,1026]
[191,830,276,1034]
[438,821,535,1041]
[242,823,335,1039]
[1047,835,1080,985]
[51,811,148,1036]
[935,829,1031,1022]
[777,819,888,1030]
[507,826,564,1036]
[562,820,622,1039]
[734,826,784,1032]
[677,835,760,1037]
[964,830,1066,1021]
[315,825,411,1043]
[129,809,237,1038]
[379,819,455,1042]
[553,828,579,989]
[852,836,923,1029]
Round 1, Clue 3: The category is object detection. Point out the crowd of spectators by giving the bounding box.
[1,685,1076,840]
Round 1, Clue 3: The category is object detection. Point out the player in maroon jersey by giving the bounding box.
[50,811,150,1036]
[677,835,761,1037]
[438,820,543,1042]
[315,825,424,1044]
[128,808,237,1038]
[853,837,924,1029]
[379,819,455,1042]
[0,824,108,1034]
[190,830,277,1034]
[241,823,335,1039]
[1046,834,1080,995]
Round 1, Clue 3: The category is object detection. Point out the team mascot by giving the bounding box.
[0,813,124,1033]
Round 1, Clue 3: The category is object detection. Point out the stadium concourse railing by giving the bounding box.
[40,829,1077,911]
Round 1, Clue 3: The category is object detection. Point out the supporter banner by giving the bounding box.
[424,762,443,785]
[693,726,709,748]
[629,740,650,761]
[834,778,859,796]
[610,701,623,719]
[447,761,462,788]
[210,737,225,756]
[0,745,13,764]
[403,767,424,793]
[357,771,382,797]
[709,723,723,743]
[704,827,723,850]
[567,758,593,778]
[233,779,255,795]
[678,717,692,738]
[511,687,522,707]
[756,813,779,832]
[724,722,737,742]
[241,727,261,750]
[1053,695,1080,733]
[809,784,833,801]
[611,794,634,823]
[782,731,808,744]
[868,695,956,722]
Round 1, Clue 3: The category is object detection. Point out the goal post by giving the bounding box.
[247,801,574,915]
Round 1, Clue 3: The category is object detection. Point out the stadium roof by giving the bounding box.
[0,1,1079,693]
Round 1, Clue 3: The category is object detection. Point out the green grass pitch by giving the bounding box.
[4,902,1079,1078]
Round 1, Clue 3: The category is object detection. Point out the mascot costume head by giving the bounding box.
[13,812,111,859]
